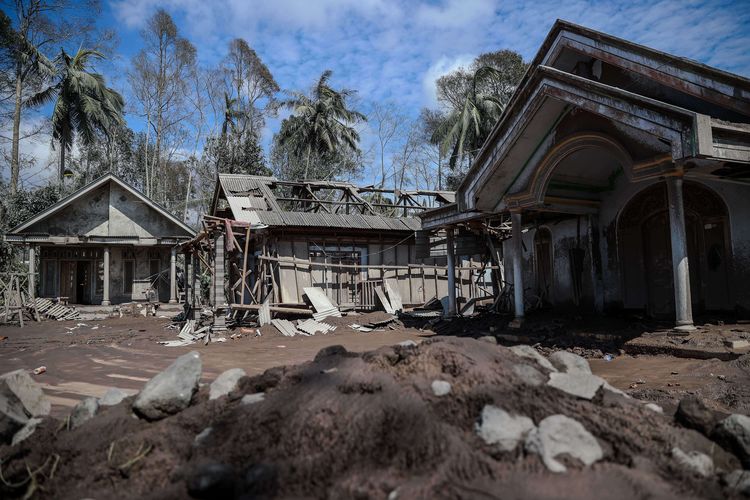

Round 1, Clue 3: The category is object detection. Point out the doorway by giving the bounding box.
[59,260,92,304]
[619,181,730,317]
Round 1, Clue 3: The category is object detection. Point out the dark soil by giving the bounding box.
[0,336,744,499]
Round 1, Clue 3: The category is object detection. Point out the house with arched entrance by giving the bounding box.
[420,20,750,329]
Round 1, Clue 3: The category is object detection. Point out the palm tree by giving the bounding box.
[28,48,125,183]
[278,70,366,179]
[433,66,506,169]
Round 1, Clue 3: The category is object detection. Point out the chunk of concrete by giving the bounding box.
[547,372,606,400]
[548,351,592,375]
[478,336,497,345]
[525,414,603,473]
[210,368,247,400]
[11,417,42,446]
[725,470,750,495]
[241,393,265,405]
[431,380,451,397]
[99,388,129,406]
[70,397,99,429]
[0,369,50,417]
[512,364,548,387]
[476,405,535,451]
[397,340,417,348]
[724,339,750,350]
[713,414,750,467]
[509,345,557,372]
[672,447,714,477]
[133,351,202,420]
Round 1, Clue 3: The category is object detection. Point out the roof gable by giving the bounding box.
[10,174,196,238]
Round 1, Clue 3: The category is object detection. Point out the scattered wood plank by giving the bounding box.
[384,279,403,312]
[374,286,395,314]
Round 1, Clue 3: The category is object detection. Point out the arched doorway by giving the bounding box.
[618,181,731,317]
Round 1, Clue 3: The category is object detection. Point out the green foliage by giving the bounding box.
[275,70,366,180]
[203,131,271,176]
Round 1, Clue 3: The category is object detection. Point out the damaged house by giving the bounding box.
[5,174,196,305]
[183,174,494,329]
[421,20,750,329]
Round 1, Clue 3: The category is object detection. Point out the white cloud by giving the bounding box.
[422,54,474,108]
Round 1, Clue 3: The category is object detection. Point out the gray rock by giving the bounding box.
[431,380,451,397]
[398,340,417,348]
[476,405,535,451]
[99,388,129,406]
[512,364,548,386]
[548,351,592,374]
[0,393,28,444]
[187,462,238,499]
[547,372,607,400]
[525,414,603,473]
[725,470,750,495]
[133,351,202,420]
[11,417,43,446]
[672,447,714,477]
[0,369,50,417]
[210,368,247,400]
[70,397,99,429]
[509,345,557,372]
[713,414,750,467]
[676,397,719,435]
[194,426,213,447]
[478,336,497,344]
[241,393,265,405]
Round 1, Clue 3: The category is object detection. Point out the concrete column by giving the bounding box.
[213,234,227,331]
[511,211,525,324]
[169,247,177,304]
[184,251,192,306]
[445,227,457,316]
[27,245,35,300]
[666,175,694,330]
[102,246,111,306]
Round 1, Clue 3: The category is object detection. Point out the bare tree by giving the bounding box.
[128,9,196,201]
[370,102,403,189]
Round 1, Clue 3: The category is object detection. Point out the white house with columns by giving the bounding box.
[421,20,750,329]
[5,174,195,305]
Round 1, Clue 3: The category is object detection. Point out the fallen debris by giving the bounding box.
[271,319,302,337]
[296,319,336,335]
[304,287,342,320]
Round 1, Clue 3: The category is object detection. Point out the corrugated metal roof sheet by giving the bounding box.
[249,210,421,232]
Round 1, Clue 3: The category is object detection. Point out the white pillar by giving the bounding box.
[102,246,111,306]
[445,227,457,316]
[511,211,525,323]
[28,245,35,300]
[666,175,694,330]
[169,247,177,304]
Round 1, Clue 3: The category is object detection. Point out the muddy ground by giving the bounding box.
[0,311,749,498]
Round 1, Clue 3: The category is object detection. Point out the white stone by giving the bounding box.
[672,447,714,477]
[209,368,247,400]
[509,345,557,372]
[512,364,548,386]
[431,380,452,397]
[70,397,99,429]
[193,426,212,447]
[476,405,535,451]
[525,414,603,473]
[242,393,265,405]
[99,388,129,406]
[548,351,592,375]
[714,414,750,465]
[0,369,50,417]
[645,403,663,413]
[398,340,417,347]
[133,351,202,420]
[547,372,606,400]
[11,417,43,446]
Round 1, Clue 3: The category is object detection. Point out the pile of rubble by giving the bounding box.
[2,338,750,498]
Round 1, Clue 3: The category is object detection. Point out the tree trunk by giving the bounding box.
[59,140,66,186]
[303,146,311,180]
[10,63,23,196]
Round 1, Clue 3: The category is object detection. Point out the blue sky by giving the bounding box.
[5,0,750,186]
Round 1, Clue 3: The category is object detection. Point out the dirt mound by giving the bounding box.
[0,337,741,499]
